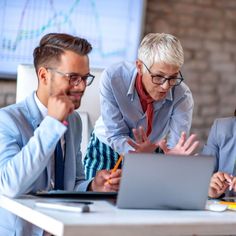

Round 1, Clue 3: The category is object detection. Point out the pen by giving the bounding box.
[35,201,90,212]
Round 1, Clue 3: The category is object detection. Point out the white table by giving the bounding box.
[1,195,236,236]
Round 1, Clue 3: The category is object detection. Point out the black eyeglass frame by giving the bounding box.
[46,67,95,86]
[141,61,184,86]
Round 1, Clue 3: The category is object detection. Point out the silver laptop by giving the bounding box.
[117,153,215,210]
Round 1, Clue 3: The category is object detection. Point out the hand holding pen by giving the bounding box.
[208,172,233,198]
[100,155,123,191]
[90,167,122,192]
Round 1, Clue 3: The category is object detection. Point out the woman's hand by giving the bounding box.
[127,126,158,153]
[127,127,199,155]
[159,132,199,155]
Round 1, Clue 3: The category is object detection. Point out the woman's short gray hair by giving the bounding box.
[138,33,184,72]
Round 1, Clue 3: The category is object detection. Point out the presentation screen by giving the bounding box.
[0,0,146,78]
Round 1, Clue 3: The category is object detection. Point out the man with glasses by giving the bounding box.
[0,33,121,235]
[84,33,199,179]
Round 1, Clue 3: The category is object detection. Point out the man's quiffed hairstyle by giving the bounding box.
[33,33,92,73]
[138,33,184,72]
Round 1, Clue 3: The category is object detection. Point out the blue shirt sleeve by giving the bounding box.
[167,86,194,148]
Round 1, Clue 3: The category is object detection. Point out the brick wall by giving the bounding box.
[146,0,236,146]
[0,0,236,146]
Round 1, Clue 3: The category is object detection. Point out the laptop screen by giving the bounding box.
[117,153,215,210]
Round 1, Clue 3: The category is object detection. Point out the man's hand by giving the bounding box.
[90,169,122,192]
[208,172,232,198]
[159,132,199,155]
[48,94,75,122]
[127,126,158,153]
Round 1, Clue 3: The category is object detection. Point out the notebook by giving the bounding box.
[117,153,215,210]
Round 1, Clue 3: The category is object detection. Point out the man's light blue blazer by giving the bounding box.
[0,92,90,235]
[202,117,236,174]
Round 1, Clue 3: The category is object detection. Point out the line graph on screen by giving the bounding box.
[0,0,145,77]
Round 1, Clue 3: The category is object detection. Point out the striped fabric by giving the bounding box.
[83,132,120,179]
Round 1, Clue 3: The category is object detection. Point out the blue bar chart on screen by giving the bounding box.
[0,0,146,78]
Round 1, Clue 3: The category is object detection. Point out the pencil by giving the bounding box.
[219,201,236,206]
[111,155,123,173]
[106,155,123,185]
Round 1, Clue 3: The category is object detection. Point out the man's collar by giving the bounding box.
[25,92,44,129]
[34,92,48,118]
[127,70,138,97]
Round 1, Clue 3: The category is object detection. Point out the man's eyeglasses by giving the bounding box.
[46,67,95,86]
[142,62,184,86]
